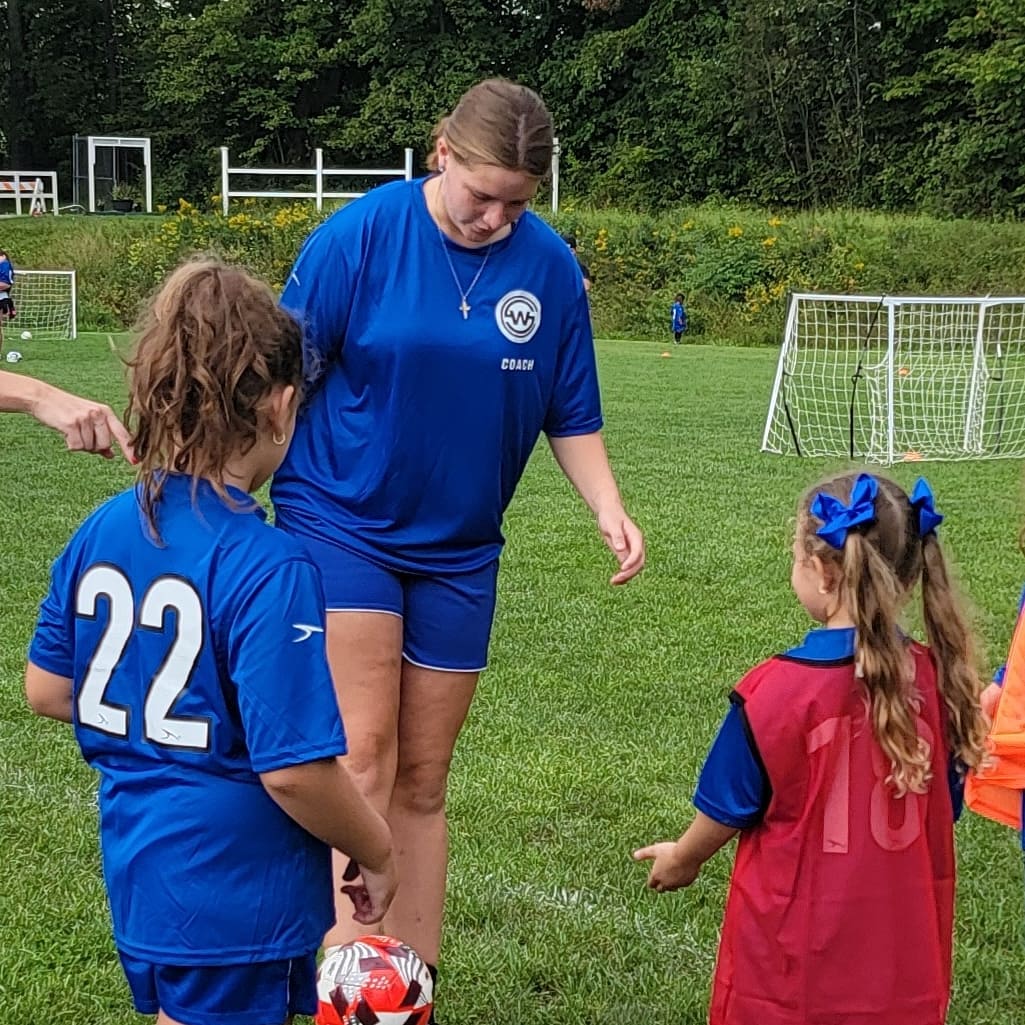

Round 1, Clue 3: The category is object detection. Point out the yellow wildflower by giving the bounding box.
[728,225,743,238]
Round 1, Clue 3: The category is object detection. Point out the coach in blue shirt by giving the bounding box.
[272,78,645,1018]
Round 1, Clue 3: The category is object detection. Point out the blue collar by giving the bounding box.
[135,473,266,521]
[784,627,856,662]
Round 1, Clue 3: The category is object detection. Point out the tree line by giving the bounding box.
[2,0,1023,216]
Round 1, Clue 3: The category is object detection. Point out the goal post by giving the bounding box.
[762,292,1025,463]
[4,270,77,341]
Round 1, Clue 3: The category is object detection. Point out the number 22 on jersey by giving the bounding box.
[76,564,210,750]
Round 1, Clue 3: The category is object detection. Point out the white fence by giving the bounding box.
[0,172,59,215]
[220,148,415,215]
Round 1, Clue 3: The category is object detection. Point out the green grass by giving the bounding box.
[2,334,1025,1023]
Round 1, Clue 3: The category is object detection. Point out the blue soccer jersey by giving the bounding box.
[271,178,603,574]
[671,300,687,334]
[0,257,13,291]
[29,475,347,965]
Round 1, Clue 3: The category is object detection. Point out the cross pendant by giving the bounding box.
[459,298,471,320]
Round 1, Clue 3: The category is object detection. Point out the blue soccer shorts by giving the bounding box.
[291,534,499,673]
[119,951,318,1025]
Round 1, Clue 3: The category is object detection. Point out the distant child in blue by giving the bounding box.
[25,258,396,1025]
[671,293,687,344]
[0,247,15,327]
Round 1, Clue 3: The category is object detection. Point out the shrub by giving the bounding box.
[5,200,1025,344]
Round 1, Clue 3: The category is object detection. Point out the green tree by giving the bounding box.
[722,0,888,207]
[540,1,740,208]
[884,0,1025,215]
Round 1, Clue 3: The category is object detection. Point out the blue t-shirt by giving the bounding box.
[29,475,347,964]
[0,257,13,292]
[670,300,686,333]
[695,627,965,828]
[271,178,603,574]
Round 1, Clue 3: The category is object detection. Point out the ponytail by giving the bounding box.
[842,532,932,795]
[920,534,988,771]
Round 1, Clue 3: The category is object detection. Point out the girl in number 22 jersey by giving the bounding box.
[26,259,396,1025]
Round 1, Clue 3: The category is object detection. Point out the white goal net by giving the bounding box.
[3,269,77,341]
[761,293,1025,463]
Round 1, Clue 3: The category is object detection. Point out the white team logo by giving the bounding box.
[496,290,541,344]
[292,623,324,643]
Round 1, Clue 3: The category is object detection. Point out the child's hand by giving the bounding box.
[633,841,701,892]
[980,682,1002,722]
[340,856,399,925]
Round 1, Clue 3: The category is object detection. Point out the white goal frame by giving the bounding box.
[3,270,77,340]
[762,292,1025,464]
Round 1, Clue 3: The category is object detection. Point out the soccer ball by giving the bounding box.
[20,330,31,341]
[316,935,433,1025]
[6,350,22,363]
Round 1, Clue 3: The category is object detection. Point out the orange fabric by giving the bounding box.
[966,608,1025,829]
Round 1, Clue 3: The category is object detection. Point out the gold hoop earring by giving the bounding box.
[272,431,287,447]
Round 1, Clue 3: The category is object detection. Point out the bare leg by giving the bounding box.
[321,613,479,964]
[379,660,479,963]
[323,611,404,949]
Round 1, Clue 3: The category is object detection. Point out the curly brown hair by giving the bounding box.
[125,257,303,541]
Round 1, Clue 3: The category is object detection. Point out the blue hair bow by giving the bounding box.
[910,478,943,537]
[811,473,879,549]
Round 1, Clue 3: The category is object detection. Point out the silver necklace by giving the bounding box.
[437,226,491,319]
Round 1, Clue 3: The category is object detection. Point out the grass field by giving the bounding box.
[2,334,1025,1024]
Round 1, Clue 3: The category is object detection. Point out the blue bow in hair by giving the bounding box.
[910,477,943,537]
[811,473,879,549]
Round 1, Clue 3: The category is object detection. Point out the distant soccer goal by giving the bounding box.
[4,270,77,340]
[762,293,1025,464]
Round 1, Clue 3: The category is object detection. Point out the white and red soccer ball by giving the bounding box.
[317,934,433,1025]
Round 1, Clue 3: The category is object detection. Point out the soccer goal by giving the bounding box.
[4,270,77,341]
[761,293,1025,464]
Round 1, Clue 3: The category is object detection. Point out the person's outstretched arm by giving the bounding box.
[633,812,739,891]
[0,370,133,460]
